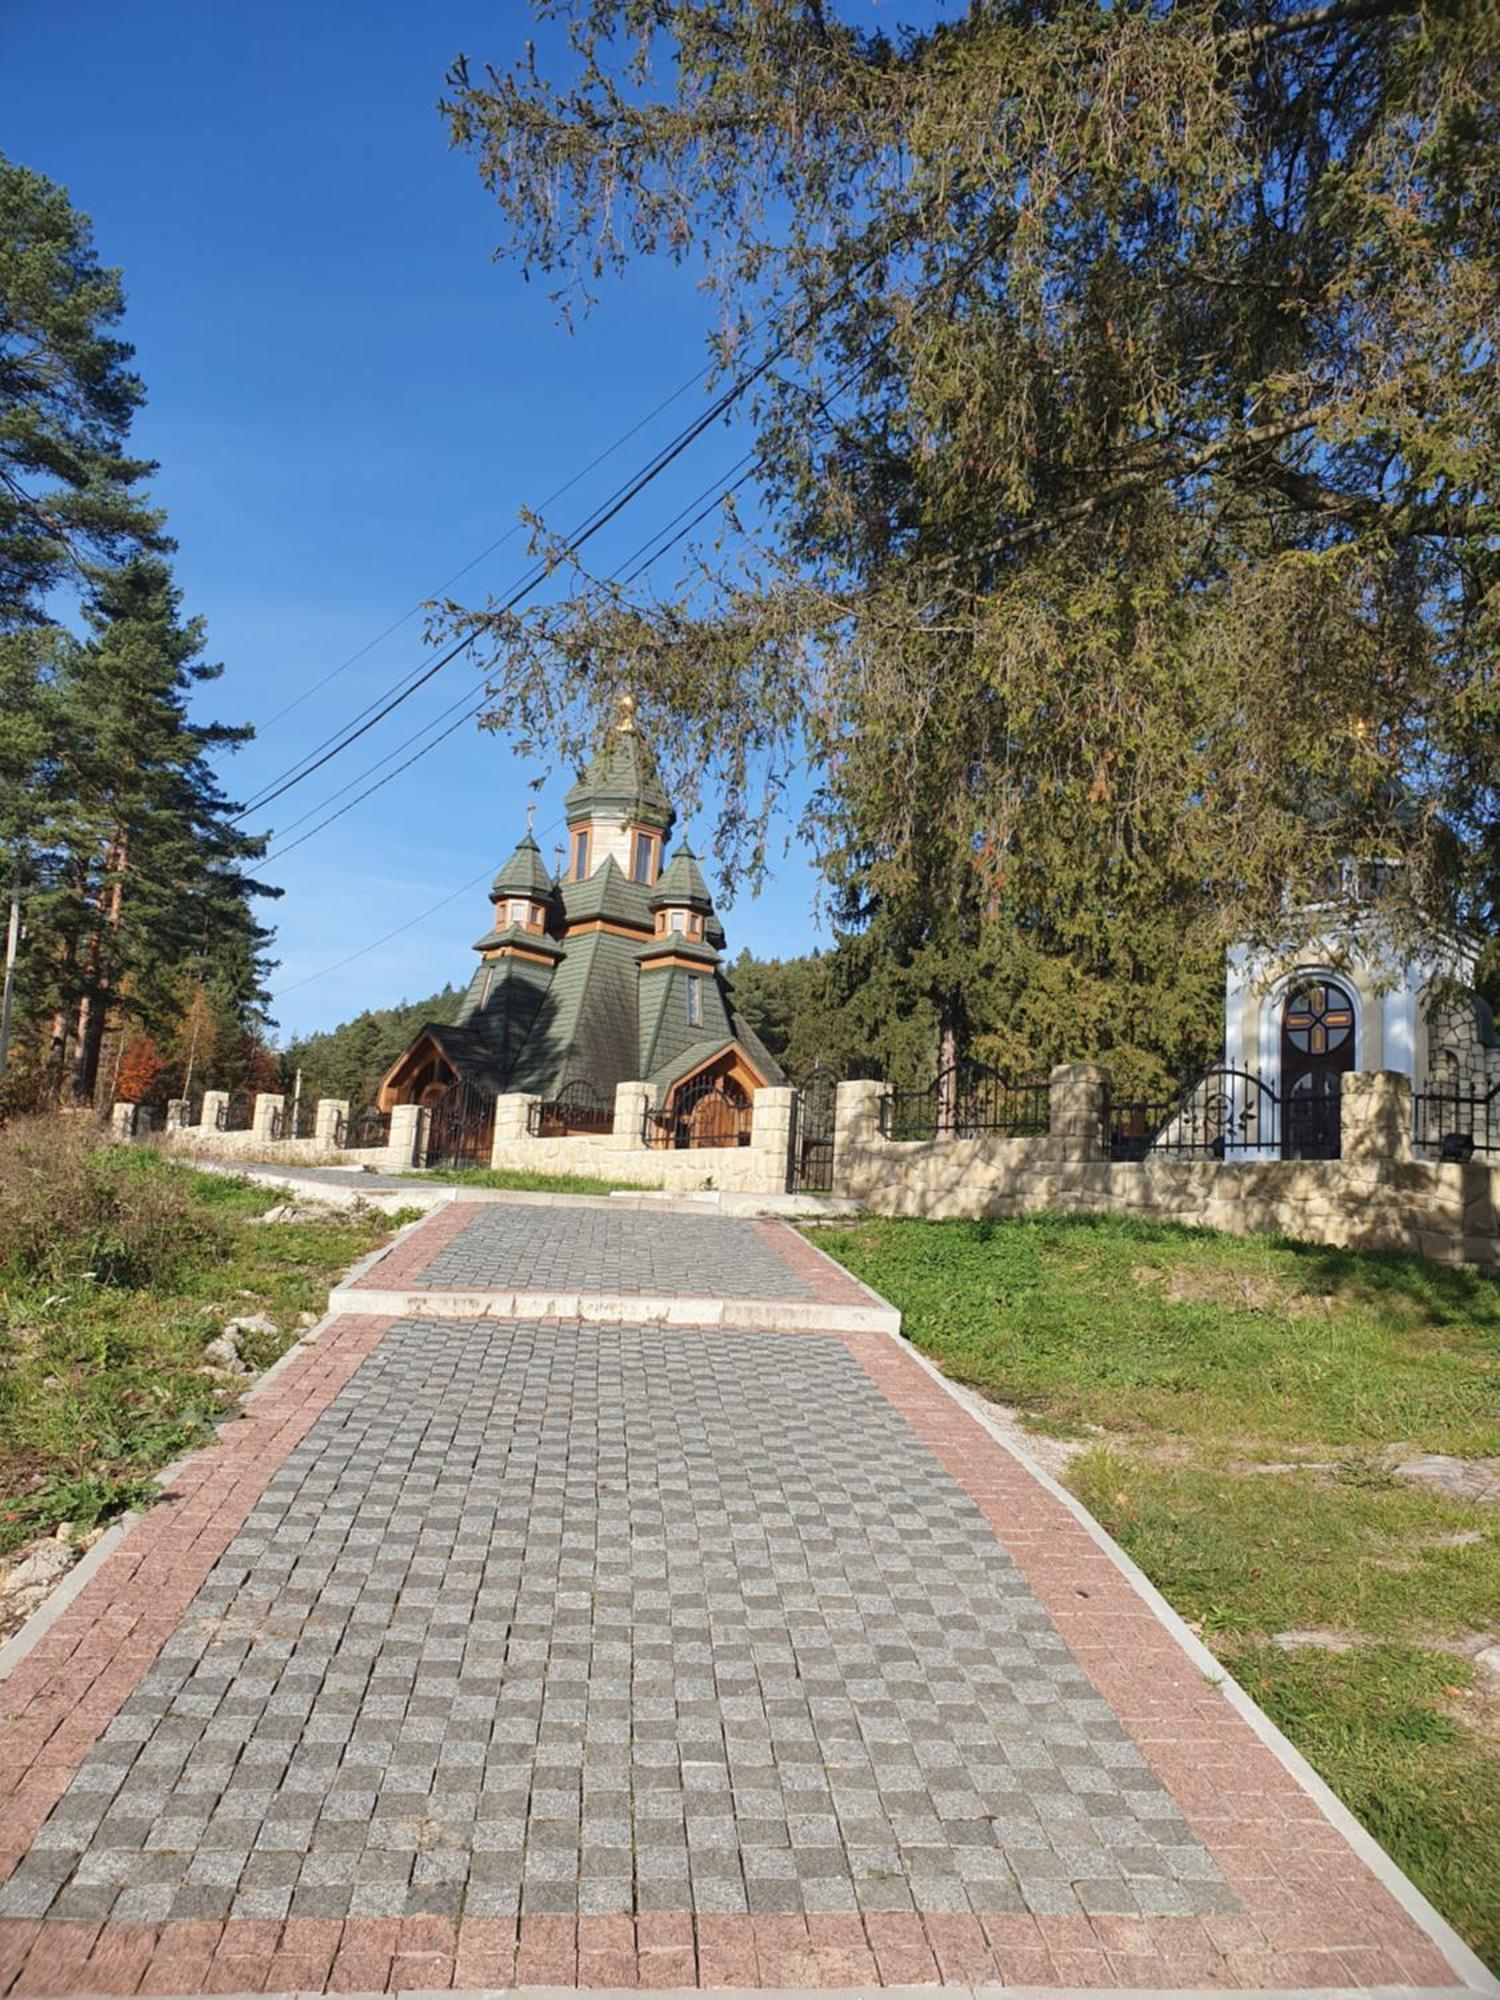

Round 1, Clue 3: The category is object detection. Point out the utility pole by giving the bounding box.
[0,864,22,1077]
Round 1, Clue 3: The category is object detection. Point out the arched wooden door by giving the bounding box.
[1280,979,1354,1159]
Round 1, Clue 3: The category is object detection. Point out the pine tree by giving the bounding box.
[0,153,160,629]
[51,558,274,1101]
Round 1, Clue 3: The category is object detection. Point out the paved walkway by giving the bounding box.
[0,1198,1488,1995]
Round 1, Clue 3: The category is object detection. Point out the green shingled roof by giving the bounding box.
[559,857,654,930]
[564,722,672,832]
[491,833,554,900]
[508,927,642,1096]
[649,843,714,912]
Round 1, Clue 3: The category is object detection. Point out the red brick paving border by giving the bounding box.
[348,1201,475,1290]
[0,1290,1475,1992]
[750,1221,885,1311]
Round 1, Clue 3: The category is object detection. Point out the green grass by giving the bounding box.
[403,1165,650,1194]
[815,1211,1500,1968]
[0,1153,391,1559]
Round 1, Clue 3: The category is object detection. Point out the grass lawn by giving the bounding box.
[815,1211,1500,1969]
[405,1165,652,1194]
[0,1147,395,1564]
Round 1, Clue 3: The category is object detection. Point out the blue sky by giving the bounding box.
[2,0,828,1038]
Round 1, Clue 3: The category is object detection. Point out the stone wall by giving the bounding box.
[485,1082,797,1196]
[131,1077,797,1194]
[1423,988,1500,1101]
[154,1095,423,1175]
[833,1067,1499,1268]
[116,1063,1499,1264]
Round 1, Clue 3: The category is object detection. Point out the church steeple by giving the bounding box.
[562,693,674,884]
[648,841,715,944]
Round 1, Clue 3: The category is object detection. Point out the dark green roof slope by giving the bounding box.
[507,928,641,1096]
[639,955,738,1084]
[559,857,654,930]
[447,950,557,1084]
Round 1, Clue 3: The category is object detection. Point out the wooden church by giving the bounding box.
[377,699,782,1133]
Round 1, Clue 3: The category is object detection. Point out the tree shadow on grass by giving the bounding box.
[953,1208,1499,1329]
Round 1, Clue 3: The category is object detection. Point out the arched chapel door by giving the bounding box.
[1280,979,1354,1159]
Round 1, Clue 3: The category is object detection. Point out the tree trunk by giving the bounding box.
[70,830,127,1107]
[936,995,962,1137]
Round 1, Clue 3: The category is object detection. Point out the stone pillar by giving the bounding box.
[832,1080,887,1198]
[1341,1069,1412,1165]
[165,1097,190,1130]
[750,1085,797,1193]
[110,1102,137,1139]
[200,1089,229,1136]
[491,1093,538,1156]
[384,1102,425,1171]
[1048,1063,1110,1163]
[252,1092,284,1143]
[614,1081,652,1151]
[315,1098,348,1148]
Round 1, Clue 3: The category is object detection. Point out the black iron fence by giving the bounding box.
[269,1102,287,1140]
[1104,1066,1341,1162]
[334,1106,390,1150]
[643,1074,753,1150]
[879,1063,1050,1142]
[527,1079,615,1137]
[1412,1083,1498,1160]
[214,1091,252,1132]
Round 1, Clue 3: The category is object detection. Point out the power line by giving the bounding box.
[258,351,877,866]
[253,354,725,734]
[272,862,506,997]
[230,262,879,826]
[260,450,764,866]
[232,356,779,822]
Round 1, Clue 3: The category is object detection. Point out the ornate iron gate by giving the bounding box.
[642,1074,752,1149]
[793,1064,841,1191]
[423,1080,495,1168]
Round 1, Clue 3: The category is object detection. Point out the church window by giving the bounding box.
[689,913,702,939]
[686,976,703,1027]
[570,828,590,879]
[508,900,529,926]
[632,831,656,883]
[669,910,687,933]
[1283,981,1354,1057]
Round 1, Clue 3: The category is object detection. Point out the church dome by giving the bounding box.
[649,843,714,913]
[563,695,673,834]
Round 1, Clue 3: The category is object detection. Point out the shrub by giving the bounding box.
[0,1115,224,1289]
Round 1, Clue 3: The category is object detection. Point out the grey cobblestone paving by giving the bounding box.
[0,1320,1233,1927]
[413,1206,816,1299]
